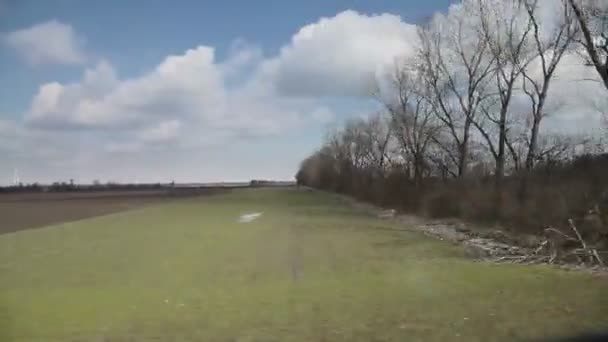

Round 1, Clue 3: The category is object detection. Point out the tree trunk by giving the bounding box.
[496,113,506,186]
[492,108,508,218]
[525,114,542,171]
[413,154,423,188]
[457,116,472,177]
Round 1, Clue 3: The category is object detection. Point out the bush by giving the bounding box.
[421,190,461,218]
[297,151,608,246]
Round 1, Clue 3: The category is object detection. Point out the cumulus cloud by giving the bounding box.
[11,12,419,139]
[221,39,263,78]
[20,44,321,166]
[258,10,418,97]
[26,60,119,128]
[0,11,423,183]
[25,47,226,130]
[3,20,86,65]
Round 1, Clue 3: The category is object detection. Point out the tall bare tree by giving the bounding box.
[418,7,495,177]
[476,0,536,183]
[360,112,394,178]
[519,0,578,170]
[386,61,441,186]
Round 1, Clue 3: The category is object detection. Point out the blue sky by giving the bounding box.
[0,0,456,183]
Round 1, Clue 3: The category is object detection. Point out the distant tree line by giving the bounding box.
[297,0,608,245]
[0,181,166,193]
[250,180,296,187]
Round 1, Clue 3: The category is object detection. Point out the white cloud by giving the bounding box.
[3,20,86,65]
[258,10,418,97]
[0,119,16,135]
[23,45,324,143]
[14,43,323,183]
[26,60,119,128]
[104,141,143,154]
[221,39,263,78]
[26,47,225,129]
[137,120,181,143]
[0,13,420,184]
[0,12,429,183]
[541,53,608,134]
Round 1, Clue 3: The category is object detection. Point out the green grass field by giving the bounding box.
[1,189,607,341]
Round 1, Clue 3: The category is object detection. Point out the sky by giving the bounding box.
[0,0,604,185]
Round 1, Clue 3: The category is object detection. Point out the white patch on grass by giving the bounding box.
[239,212,262,223]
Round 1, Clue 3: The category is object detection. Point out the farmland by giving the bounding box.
[0,188,226,235]
[0,188,607,341]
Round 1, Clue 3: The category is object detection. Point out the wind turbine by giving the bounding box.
[13,168,20,186]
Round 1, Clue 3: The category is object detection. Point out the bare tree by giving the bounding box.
[476,0,537,183]
[518,0,578,170]
[535,134,577,166]
[341,119,369,171]
[426,131,461,179]
[418,7,496,178]
[360,112,394,178]
[567,0,608,90]
[386,61,441,186]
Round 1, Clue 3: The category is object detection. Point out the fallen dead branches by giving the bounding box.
[412,217,606,268]
[335,192,607,271]
[499,219,606,267]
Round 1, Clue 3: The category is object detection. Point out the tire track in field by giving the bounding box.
[287,223,305,281]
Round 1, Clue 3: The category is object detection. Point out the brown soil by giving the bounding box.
[0,188,225,235]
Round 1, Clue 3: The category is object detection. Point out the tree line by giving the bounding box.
[297,0,608,243]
